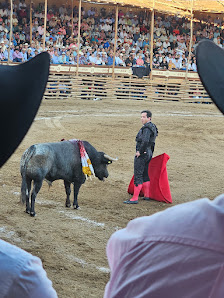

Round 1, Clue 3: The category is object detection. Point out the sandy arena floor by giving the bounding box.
[0,98,224,297]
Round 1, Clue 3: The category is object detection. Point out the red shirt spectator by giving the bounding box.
[173,26,180,35]
[140,24,147,34]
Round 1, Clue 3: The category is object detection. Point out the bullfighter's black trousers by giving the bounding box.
[134,151,153,186]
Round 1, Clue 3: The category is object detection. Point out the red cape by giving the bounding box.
[128,153,172,203]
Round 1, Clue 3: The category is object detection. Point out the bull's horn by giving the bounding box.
[104,154,118,161]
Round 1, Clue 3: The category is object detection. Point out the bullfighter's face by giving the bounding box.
[141,112,150,125]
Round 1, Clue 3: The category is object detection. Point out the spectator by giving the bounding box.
[136,54,144,66]
[191,56,197,71]
[58,51,68,64]
[107,52,114,65]
[95,53,102,65]
[21,47,27,61]
[125,54,134,67]
[52,50,60,64]
[12,46,22,62]
[0,3,218,74]
[101,52,108,65]
[160,57,168,69]
[27,48,34,60]
[144,55,150,68]
[89,52,96,64]
[0,45,6,61]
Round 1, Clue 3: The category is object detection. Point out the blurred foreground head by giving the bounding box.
[196,39,224,115]
[0,53,50,167]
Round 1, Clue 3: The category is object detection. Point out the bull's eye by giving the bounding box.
[108,161,111,164]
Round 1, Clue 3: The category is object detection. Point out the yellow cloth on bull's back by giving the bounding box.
[82,166,92,176]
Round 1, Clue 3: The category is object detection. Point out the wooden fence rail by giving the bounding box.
[0,61,210,102]
[44,71,211,103]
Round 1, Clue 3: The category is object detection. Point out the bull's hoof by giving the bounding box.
[73,205,79,210]
[25,209,30,214]
[30,211,36,217]
[66,204,71,208]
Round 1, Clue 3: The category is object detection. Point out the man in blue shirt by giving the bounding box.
[107,53,114,65]
[51,50,60,64]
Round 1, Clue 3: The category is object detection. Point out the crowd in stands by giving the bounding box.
[0,0,224,72]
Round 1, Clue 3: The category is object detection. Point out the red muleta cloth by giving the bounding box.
[128,153,172,203]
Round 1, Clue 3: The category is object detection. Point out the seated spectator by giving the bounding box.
[144,56,150,68]
[136,37,143,48]
[118,9,124,18]
[51,50,60,64]
[163,38,170,49]
[214,35,221,45]
[152,53,160,68]
[217,39,223,48]
[155,38,162,49]
[95,53,102,65]
[160,32,167,42]
[107,52,114,65]
[91,34,99,44]
[160,57,168,69]
[89,52,97,65]
[173,25,180,35]
[125,54,134,67]
[118,53,125,66]
[101,52,108,65]
[12,46,23,62]
[0,45,7,61]
[21,47,27,62]
[168,58,176,70]
[136,54,144,66]
[58,52,68,64]
[180,59,187,70]
[190,57,197,71]
[154,24,161,38]
[172,55,181,69]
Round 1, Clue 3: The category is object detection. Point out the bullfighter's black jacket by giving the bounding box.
[136,121,158,155]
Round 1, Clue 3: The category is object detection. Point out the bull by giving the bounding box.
[20,140,117,216]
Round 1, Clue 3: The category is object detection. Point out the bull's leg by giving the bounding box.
[25,178,32,214]
[73,182,81,209]
[30,179,43,217]
[64,180,71,208]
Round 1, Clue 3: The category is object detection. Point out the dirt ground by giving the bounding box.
[0,98,224,297]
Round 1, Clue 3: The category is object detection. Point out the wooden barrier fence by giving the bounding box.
[0,61,211,102]
[44,67,211,103]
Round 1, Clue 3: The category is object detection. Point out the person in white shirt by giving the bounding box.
[95,54,102,65]
[163,38,170,49]
[101,21,112,32]
[0,239,57,298]
[173,56,182,69]
[155,38,162,48]
[89,53,97,64]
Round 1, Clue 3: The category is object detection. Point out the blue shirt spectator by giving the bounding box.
[107,54,114,65]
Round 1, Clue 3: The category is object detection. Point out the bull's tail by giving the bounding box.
[20,145,36,204]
